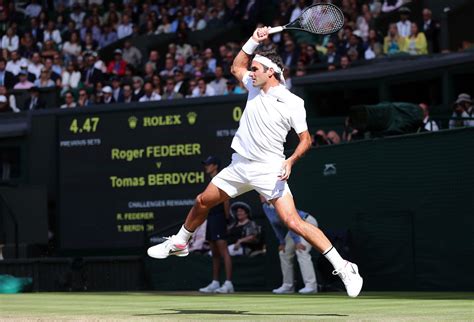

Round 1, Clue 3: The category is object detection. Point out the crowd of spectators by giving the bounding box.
[0,0,452,113]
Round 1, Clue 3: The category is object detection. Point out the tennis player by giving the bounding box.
[148,27,363,297]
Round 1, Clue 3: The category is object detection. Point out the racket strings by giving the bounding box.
[300,5,344,35]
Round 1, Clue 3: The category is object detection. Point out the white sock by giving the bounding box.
[175,225,193,244]
[323,246,346,270]
[224,280,232,284]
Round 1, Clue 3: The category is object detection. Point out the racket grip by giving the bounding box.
[268,26,284,34]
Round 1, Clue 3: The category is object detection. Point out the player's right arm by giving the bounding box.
[231,27,270,82]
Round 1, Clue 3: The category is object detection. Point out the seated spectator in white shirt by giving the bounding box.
[208,66,227,96]
[43,21,62,46]
[60,91,77,109]
[1,28,19,55]
[192,78,216,97]
[396,7,412,37]
[139,81,161,102]
[28,52,44,80]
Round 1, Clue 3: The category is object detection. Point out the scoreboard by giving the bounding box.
[58,102,245,250]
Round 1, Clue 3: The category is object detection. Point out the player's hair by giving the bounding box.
[254,48,284,81]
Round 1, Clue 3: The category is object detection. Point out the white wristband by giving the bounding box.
[242,37,259,55]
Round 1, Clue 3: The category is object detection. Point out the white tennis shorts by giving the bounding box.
[211,153,291,200]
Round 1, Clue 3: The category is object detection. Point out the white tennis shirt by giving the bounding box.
[231,71,308,162]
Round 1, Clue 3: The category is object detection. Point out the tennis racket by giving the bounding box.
[268,3,344,35]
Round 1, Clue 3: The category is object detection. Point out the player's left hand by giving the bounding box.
[279,159,294,181]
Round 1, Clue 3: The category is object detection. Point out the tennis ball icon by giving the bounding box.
[187,112,197,125]
[128,116,138,129]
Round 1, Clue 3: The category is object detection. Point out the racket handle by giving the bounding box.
[268,26,284,34]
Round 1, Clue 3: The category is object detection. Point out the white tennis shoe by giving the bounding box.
[199,280,220,293]
[272,284,294,294]
[332,261,363,297]
[147,236,189,259]
[215,281,234,293]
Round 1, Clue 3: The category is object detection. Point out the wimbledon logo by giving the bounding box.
[187,112,197,125]
[128,116,138,129]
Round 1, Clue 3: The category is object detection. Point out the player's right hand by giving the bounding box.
[252,27,270,42]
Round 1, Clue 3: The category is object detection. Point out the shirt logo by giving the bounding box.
[323,163,337,176]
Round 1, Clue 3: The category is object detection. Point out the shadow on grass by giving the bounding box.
[134,309,348,317]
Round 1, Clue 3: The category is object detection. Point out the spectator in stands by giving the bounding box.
[145,50,162,72]
[43,21,62,46]
[159,57,176,80]
[156,14,172,34]
[0,58,14,88]
[70,3,86,29]
[162,78,183,100]
[60,91,77,109]
[355,5,371,42]
[5,51,26,76]
[226,202,260,256]
[24,86,45,110]
[0,85,18,112]
[62,31,82,62]
[224,78,245,95]
[107,49,127,77]
[19,32,38,59]
[364,29,383,60]
[117,14,133,40]
[82,53,103,89]
[405,23,428,55]
[418,103,439,132]
[132,76,144,101]
[28,52,44,80]
[209,66,227,96]
[77,89,92,107]
[111,76,124,103]
[34,69,55,88]
[44,58,61,85]
[176,32,193,61]
[25,0,42,18]
[99,24,118,49]
[61,61,81,96]
[122,40,142,69]
[192,78,216,97]
[139,81,161,102]
[322,41,339,66]
[203,48,217,74]
[83,33,98,52]
[99,85,115,104]
[173,68,187,96]
[421,8,440,54]
[198,156,234,294]
[0,94,13,113]
[340,55,351,69]
[121,84,133,103]
[281,39,299,69]
[382,0,404,13]
[327,131,342,144]
[80,17,100,44]
[1,27,19,58]
[13,70,34,90]
[449,94,472,129]
[396,7,411,38]
[384,23,406,55]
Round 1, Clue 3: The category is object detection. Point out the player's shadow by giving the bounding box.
[134,309,348,317]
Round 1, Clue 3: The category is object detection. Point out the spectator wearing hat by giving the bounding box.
[418,103,439,132]
[122,40,142,69]
[13,70,34,90]
[0,58,15,89]
[23,86,45,110]
[100,85,115,104]
[226,202,261,257]
[60,91,77,109]
[107,49,127,76]
[198,156,234,294]
[0,94,13,113]
[396,7,412,38]
[449,93,473,129]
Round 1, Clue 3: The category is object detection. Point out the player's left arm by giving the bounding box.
[279,130,312,181]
